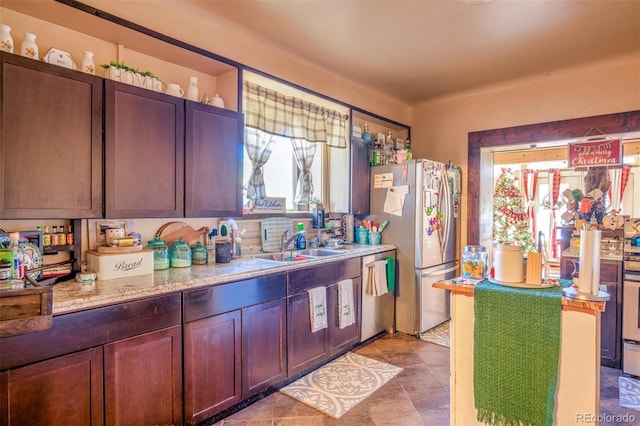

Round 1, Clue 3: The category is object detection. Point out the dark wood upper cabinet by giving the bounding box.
[185,102,244,217]
[104,80,185,218]
[0,52,103,219]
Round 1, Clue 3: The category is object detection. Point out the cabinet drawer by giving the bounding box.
[183,273,286,322]
[600,261,620,283]
[0,293,181,371]
[288,258,360,295]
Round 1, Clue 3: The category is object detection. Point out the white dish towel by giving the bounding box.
[338,279,355,329]
[308,286,328,333]
[368,260,388,296]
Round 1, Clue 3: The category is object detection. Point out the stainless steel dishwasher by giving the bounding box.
[360,250,396,341]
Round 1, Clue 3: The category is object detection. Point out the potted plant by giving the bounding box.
[101,61,162,91]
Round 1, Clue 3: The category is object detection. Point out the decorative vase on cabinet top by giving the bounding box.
[80,51,96,74]
[20,33,38,60]
[0,24,13,53]
[187,76,199,101]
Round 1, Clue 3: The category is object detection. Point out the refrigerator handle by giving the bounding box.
[420,264,459,277]
[440,168,452,259]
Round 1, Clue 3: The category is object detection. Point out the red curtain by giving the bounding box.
[620,165,631,207]
[607,165,631,212]
[549,168,561,258]
[522,169,538,239]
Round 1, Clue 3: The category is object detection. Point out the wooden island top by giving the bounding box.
[433,280,607,315]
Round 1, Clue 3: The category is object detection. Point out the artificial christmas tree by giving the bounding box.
[493,168,536,255]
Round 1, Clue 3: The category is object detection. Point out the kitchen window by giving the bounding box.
[242,72,349,212]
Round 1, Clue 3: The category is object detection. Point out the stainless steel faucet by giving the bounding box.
[281,229,306,252]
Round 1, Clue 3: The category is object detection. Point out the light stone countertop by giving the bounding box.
[52,244,397,315]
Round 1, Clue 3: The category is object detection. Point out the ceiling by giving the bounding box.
[184,0,640,104]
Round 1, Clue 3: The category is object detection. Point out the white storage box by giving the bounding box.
[86,249,154,281]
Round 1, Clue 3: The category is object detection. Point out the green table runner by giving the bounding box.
[474,279,571,426]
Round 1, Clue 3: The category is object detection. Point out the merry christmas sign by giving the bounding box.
[568,139,621,168]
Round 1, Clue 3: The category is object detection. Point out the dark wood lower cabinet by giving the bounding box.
[287,259,362,377]
[104,326,182,426]
[0,348,103,426]
[287,291,330,376]
[242,298,287,397]
[329,277,362,355]
[0,258,371,425]
[184,310,242,424]
[182,274,287,424]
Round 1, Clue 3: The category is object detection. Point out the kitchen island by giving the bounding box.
[1,244,396,425]
[434,280,607,426]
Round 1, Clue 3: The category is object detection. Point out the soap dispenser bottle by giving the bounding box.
[295,223,306,250]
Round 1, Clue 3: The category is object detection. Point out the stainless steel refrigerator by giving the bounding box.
[369,159,459,335]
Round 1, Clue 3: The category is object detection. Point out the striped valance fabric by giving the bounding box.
[243,80,348,148]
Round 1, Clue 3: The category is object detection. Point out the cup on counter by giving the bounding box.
[368,231,381,245]
[215,239,231,263]
[355,227,369,244]
[165,83,184,97]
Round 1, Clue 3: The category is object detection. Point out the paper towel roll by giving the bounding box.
[590,230,601,295]
[578,229,593,294]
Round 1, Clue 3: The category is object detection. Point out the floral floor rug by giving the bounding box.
[279,352,402,419]
[619,376,640,412]
[419,320,451,348]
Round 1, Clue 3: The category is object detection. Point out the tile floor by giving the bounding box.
[214,332,637,425]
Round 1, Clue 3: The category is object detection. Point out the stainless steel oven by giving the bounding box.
[623,242,640,376]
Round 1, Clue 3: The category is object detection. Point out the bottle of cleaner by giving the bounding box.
[295,223,306,250]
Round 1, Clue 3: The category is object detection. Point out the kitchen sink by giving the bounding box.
[294,249,343,257]
[251,248,344,262]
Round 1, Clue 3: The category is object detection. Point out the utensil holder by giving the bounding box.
[368,231,381,245]
[355,228,369,244]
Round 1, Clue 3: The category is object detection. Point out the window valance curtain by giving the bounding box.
[243,80,348,148]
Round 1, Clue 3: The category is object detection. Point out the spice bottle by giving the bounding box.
[42,225,51,247]
[58,226,66,245]
[66,225,74,245]
[51,226,59,246]
[8,232,24,279]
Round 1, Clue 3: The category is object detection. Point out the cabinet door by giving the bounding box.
[0,52,103,218]
[104,80,184,218]
[287,290,330,377]
[0,348,103,426]
[329,277,362,356]
[183,310,241,424]
[104,326,182,426]
[242,298,286,397]
[185,102,244,217]
[350,137,370,215]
